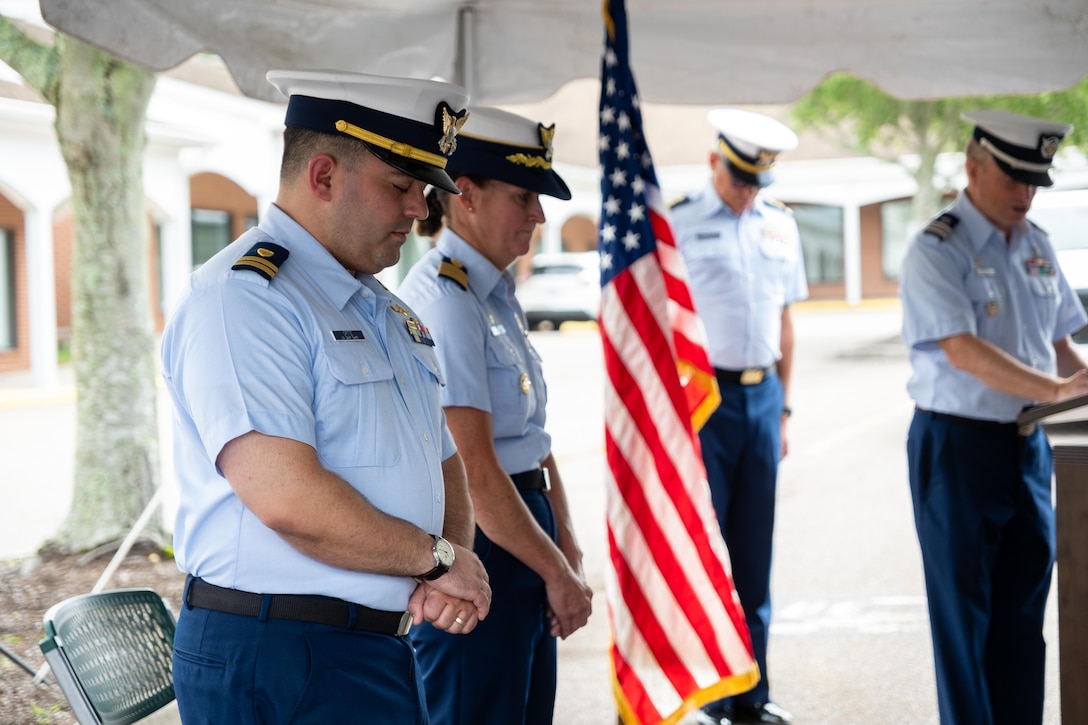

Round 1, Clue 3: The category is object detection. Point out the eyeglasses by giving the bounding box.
[730,176,758,190]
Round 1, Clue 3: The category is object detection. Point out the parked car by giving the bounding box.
[516,251,601,331]
[1030,189,1088,345]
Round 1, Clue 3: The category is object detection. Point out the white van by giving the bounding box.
[1030,189,1088,343]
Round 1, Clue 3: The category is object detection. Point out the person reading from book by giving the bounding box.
[899,109,1088,725]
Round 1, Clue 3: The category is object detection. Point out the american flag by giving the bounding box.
[597,1,760,723]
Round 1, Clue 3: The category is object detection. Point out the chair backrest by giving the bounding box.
[39,588,176,725]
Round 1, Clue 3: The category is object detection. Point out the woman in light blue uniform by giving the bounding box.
[398,106,593,725]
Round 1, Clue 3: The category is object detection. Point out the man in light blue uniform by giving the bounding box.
[673,109,806,725]
[900,110,1088,725]
[398,107,592,724]
[161,70,491,724]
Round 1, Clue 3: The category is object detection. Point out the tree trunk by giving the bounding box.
[903,105,952,237]
[50,37,162,552]
[909,149,942,233]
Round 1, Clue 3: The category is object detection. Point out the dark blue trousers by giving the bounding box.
[411,490,557,725]
[172,588,426,724]
[908,410,1054,725]
[700,374,783,707]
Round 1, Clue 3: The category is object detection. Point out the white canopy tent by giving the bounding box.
[11,0,1088,387]
[38,0,1088,106]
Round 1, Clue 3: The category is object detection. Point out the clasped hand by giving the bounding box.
[408,543,491,634]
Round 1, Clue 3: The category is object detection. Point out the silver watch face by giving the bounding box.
[435,536,455,568]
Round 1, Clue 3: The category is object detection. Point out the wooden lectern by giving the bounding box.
[1018,394,1088,724]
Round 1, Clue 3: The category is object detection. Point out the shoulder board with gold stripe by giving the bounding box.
[438,256,468,290]
[232,242,289,280]
[668,194,691,209]
[763,197,793,214]
[923,213,960,242]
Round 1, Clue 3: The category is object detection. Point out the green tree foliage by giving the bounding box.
[0,16,164,553]
[790,72,1088,223]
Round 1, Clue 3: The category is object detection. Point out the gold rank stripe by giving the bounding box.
[438,258,468,290]
[335,120,448,169]
[234,255,279,277]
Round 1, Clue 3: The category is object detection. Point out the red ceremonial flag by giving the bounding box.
[597,1,760,723]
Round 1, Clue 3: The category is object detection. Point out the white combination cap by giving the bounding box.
[707,108,799,188]
[962,109,1072,187]
[267,69,470,194]
[448,106,570,200]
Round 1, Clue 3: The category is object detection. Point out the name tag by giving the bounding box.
[331,330,366,341]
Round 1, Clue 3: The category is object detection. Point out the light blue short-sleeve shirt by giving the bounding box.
[900,191,1087,422]
[161,204,455,610]
[670,182,809,370]
[397,230,551,474]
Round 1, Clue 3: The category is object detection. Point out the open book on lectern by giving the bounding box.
[1017,392,1088,428]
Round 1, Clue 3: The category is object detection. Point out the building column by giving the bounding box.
[843,202,862,305]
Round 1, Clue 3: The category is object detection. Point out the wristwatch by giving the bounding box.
[417,534,455,581]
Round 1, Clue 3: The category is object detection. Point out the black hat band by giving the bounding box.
[452,135,553,172]
[718,136,777,175]
[285,95,460,170]
[973,128,1057,174]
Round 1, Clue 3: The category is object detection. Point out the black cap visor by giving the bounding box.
[489,165,572,200]
[990,156,1054,188]
[726,161,773,189]
[365,143,461,194]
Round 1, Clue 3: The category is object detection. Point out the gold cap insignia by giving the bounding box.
[1041,135,1061,159]
[539,124,556,162]
[438,103,470,156]
[757,149,779,169]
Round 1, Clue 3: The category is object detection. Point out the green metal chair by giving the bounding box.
[39,588,177,725]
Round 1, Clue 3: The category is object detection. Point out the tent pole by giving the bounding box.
[456,5,476,97]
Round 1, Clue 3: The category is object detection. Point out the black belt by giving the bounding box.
[510,468,549,491]
[715,366,775,386]
[917,408,1037,437]
[186,578,412,636]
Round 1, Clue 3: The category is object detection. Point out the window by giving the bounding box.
[881,199,913,281]
[0,228,14,350]
[791,204,843,284]
[190,209,232,269]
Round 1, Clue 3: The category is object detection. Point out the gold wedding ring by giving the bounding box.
[454,616,465,626]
